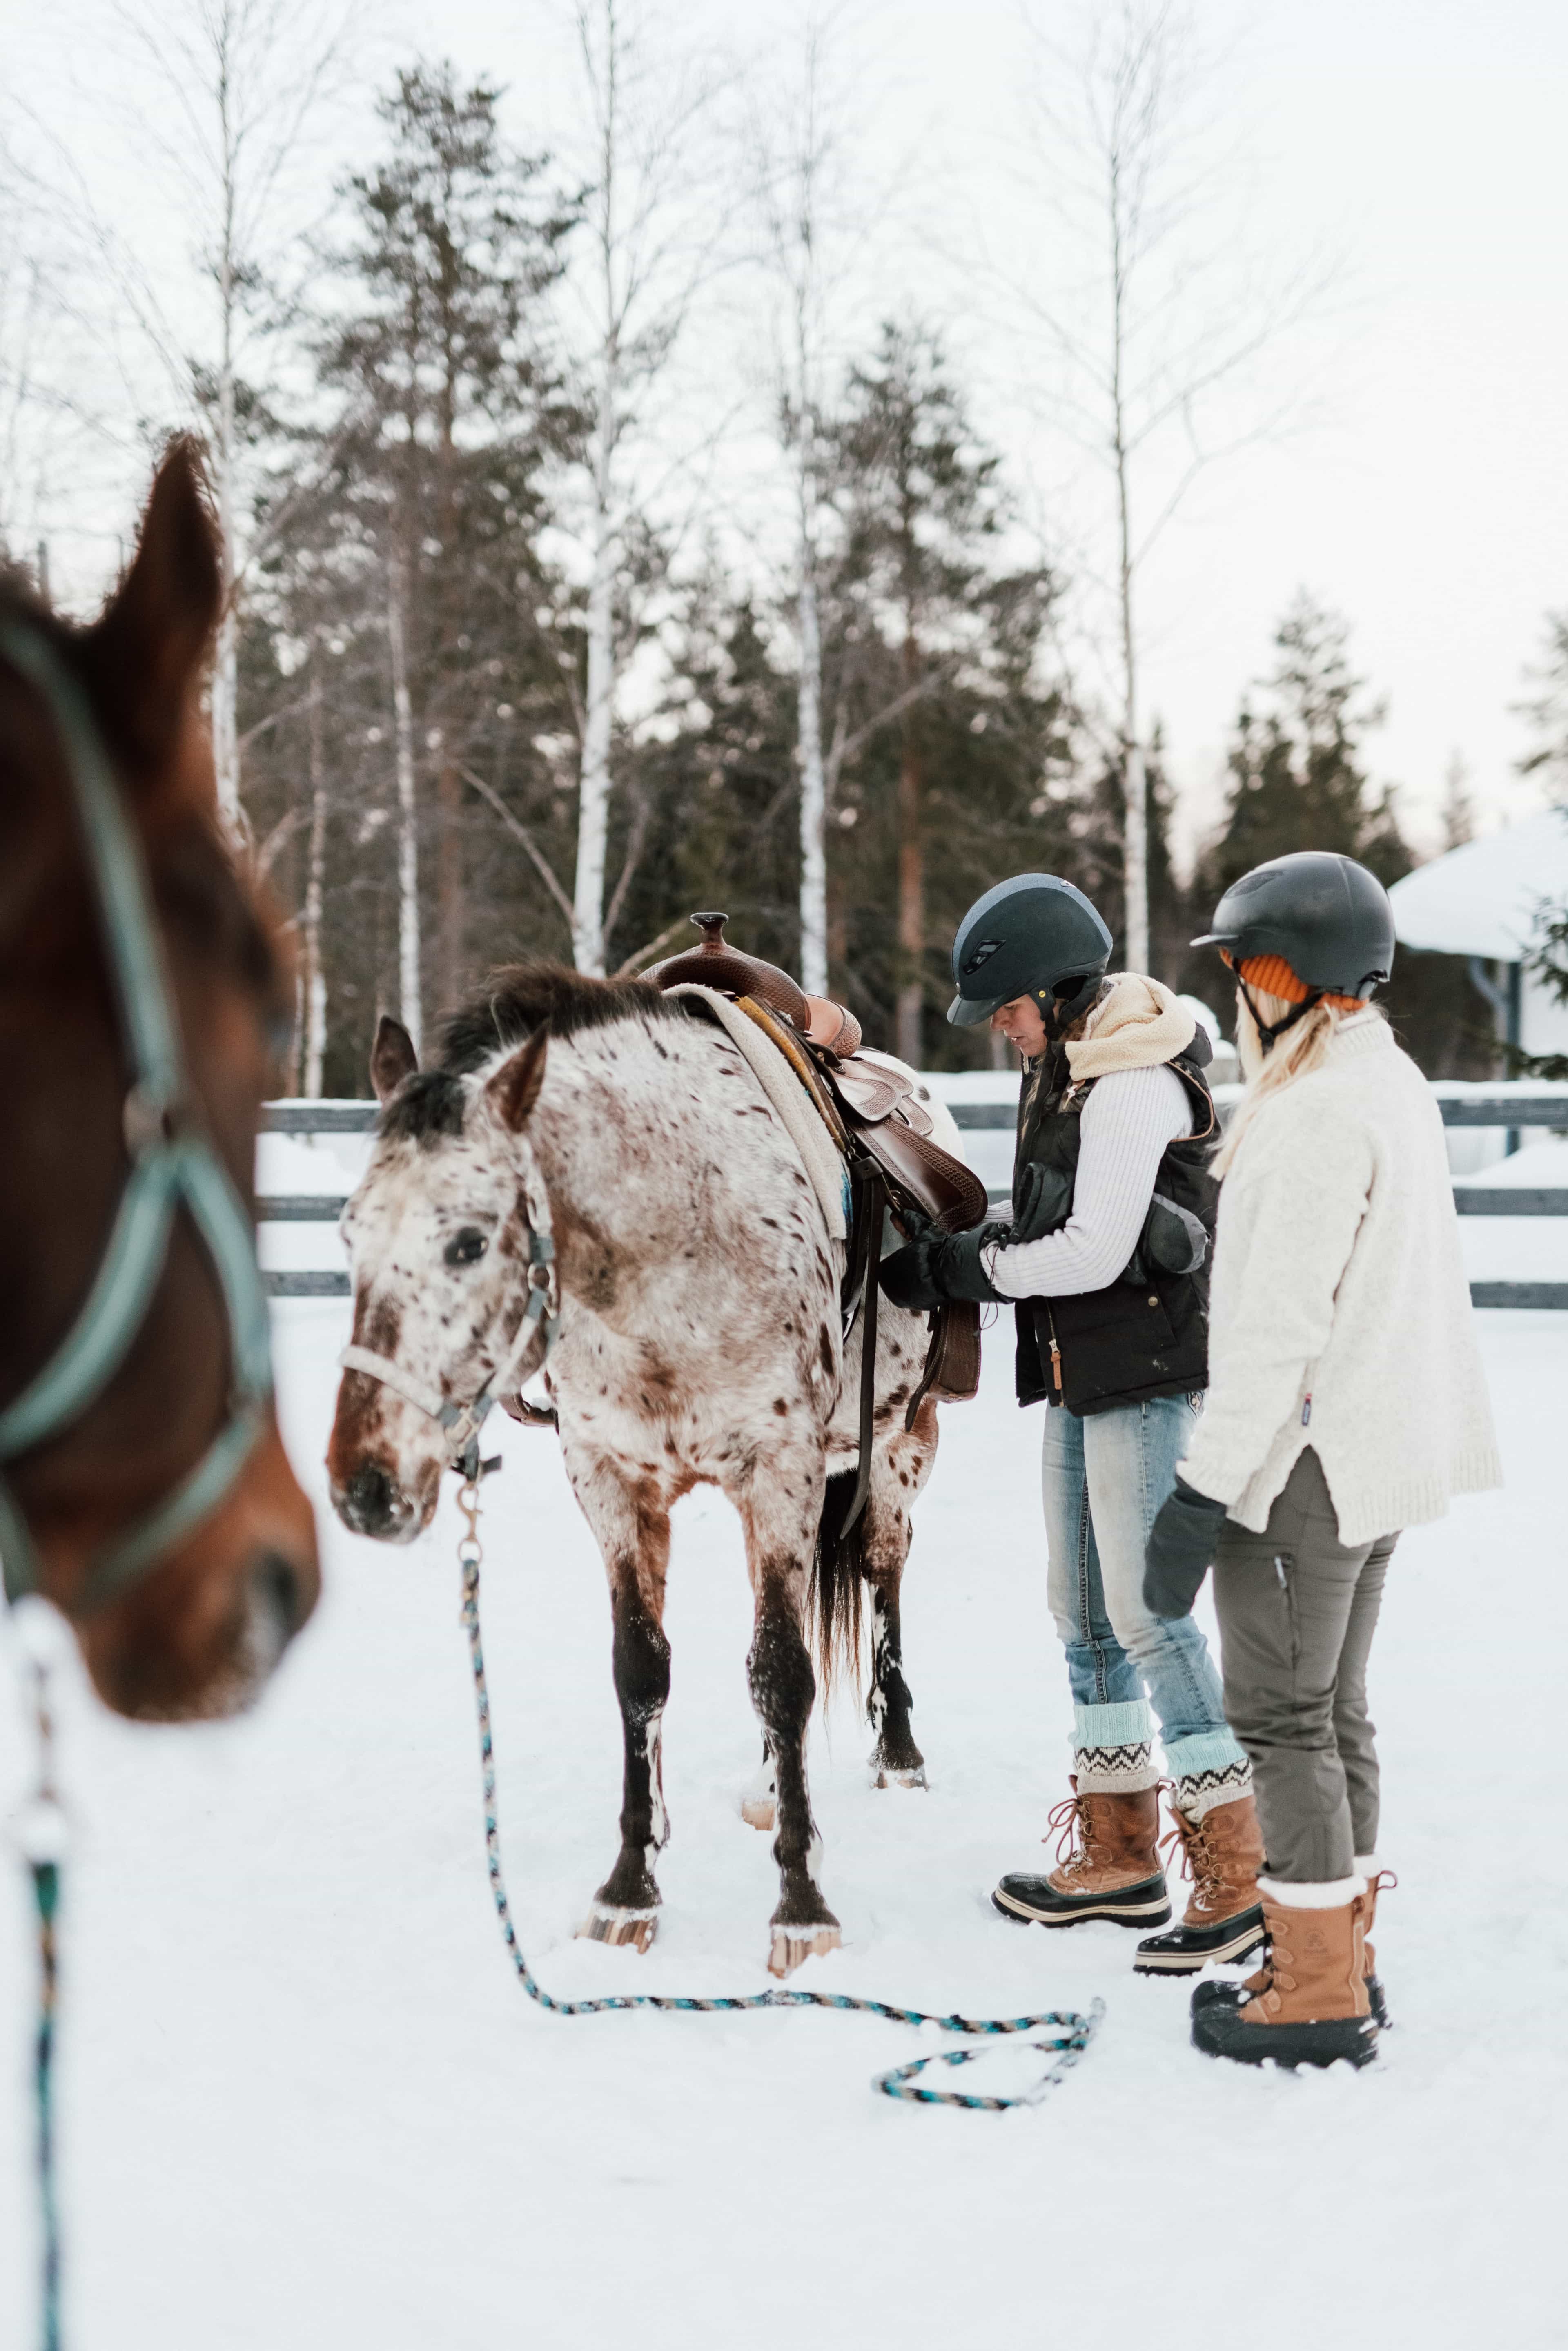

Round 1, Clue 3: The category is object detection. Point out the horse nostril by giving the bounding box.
[248,1549,303,1638]
[344,1462,399,1535]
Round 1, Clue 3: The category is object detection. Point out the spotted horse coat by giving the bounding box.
[326,965,942,1978]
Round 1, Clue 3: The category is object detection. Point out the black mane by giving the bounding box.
[376,962,684,1145]
[439,962,684,1074]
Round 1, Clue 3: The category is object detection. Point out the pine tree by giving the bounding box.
[1509,613,1568,1079]
[1184,593,1492,1075]
[310,62,575,1049]
[826,322,1059,1063]
[1194,595,1408,903]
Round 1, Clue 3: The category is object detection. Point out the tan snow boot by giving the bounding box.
[993,1779,1170,1928]
[1135,1790,1267,1974]
[1191,1884,1378,2068]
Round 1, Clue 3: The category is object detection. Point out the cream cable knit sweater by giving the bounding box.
[1180,1012,1501,1544]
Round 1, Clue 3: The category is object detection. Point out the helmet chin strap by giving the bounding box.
[1236,973,1323,1052]
[1034,969,1104,1043]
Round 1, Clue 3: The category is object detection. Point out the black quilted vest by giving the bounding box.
[1011,1038,1219,1417]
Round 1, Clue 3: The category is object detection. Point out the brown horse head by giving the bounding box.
[0,441,320,1717]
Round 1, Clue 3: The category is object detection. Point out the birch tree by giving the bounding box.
[751,17,840,996]
[1009,0,1322,974]
[0,144,116,580]
[94,0,361,845]
[559,0,729,974]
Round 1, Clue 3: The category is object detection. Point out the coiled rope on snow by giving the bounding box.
[455,1491,1103,2113]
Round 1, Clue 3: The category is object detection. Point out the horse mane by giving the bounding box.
[441,962,685,1072]
[378,963,686,1145]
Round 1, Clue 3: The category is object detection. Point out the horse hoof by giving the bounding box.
[872,1764,929,1792]
[740,1795,777,1832]
[767,1923,842,1979]
[576,1904,659,1952]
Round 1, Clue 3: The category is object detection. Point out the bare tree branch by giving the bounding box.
[459,763,577,931]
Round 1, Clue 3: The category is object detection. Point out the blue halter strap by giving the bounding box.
[0,621,275,1613]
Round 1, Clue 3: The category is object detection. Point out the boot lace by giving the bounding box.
[1046,1792,1092,1874]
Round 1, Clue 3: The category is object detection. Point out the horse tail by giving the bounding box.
[809,1466,867,1694]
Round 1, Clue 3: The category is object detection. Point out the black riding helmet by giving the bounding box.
[1192,850,1395,1047]
[947,874,1113,1029]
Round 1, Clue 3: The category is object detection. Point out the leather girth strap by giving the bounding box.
[838,1152,885,1538]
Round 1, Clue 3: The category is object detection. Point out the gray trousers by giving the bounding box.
[1212,1449,1398,1885]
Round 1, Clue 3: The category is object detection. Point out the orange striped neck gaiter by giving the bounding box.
[1223,950,1365,1014]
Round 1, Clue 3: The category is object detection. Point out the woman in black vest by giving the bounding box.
[881,874,1263,1974]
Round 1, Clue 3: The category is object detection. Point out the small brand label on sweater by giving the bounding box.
[1301,1393,1312,1425]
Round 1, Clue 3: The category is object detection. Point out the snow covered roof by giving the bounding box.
[1388,809,1568,960]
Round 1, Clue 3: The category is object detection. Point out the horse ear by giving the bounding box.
[486,1023,549,1132]
[84,438,222,770]
[371,1014,419,1103]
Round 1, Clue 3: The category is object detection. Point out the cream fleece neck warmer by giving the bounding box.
[1067,972,1196,1081]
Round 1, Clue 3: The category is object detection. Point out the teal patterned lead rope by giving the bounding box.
[31,1855,60,2351]
[454,1493,1103,2113]
[11,1640,65,2351]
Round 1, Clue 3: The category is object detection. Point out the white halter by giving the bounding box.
[340,1222,560,1480]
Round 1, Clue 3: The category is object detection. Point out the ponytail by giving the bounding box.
[1213,987,1380,1178]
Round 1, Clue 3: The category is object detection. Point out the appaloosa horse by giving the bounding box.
[0,441,319,1717]
[327,967,942,1975]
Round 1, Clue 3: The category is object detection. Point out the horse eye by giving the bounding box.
[444,1227,488,1268]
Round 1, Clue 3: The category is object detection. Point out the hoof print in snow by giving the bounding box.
[577,1905,659,1953]
[767,1923,842,1979]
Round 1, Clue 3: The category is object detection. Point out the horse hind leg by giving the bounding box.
[740,1736,776,1833]
[868,1580,926,1790]
[575,1475,673,1954]
[865,1402,939,1791]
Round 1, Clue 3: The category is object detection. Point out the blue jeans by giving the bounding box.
[1042,1395,1247,1789]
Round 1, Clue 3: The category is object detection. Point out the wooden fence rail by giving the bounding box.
[258,1088,1568,1308]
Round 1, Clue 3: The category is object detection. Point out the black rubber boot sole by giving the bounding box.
[1133,1904,1266,1975]
[993,1871,1172,1929]
[1191,1997,1378,2069]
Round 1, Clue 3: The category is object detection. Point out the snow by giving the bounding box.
[1387,810,1568,962]
[3,1301,1566,2349]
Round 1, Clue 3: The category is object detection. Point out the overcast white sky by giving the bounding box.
[7,0,1567,864]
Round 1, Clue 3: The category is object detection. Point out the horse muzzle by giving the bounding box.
[330,1458,427,1543]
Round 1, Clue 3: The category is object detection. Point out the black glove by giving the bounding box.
[1013,1159,1074,1244]
[879,1223,1005,1312]
[1143,1477,1228,1618]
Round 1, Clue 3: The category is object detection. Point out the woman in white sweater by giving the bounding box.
[1143,851,1501,2070]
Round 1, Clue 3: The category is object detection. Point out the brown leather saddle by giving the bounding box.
[649,916,986,1504]
[651,914,988,1237]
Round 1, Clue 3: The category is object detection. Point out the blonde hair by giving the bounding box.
[1213,985,1381,1177]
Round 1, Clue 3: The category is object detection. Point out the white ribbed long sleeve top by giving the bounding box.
[983,1062,1190,1299]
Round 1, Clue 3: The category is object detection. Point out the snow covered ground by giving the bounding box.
[2,1299,1565,2350]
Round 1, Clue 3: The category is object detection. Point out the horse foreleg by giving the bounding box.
[573,1467,672,1953]
[865,1398,939,1791]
